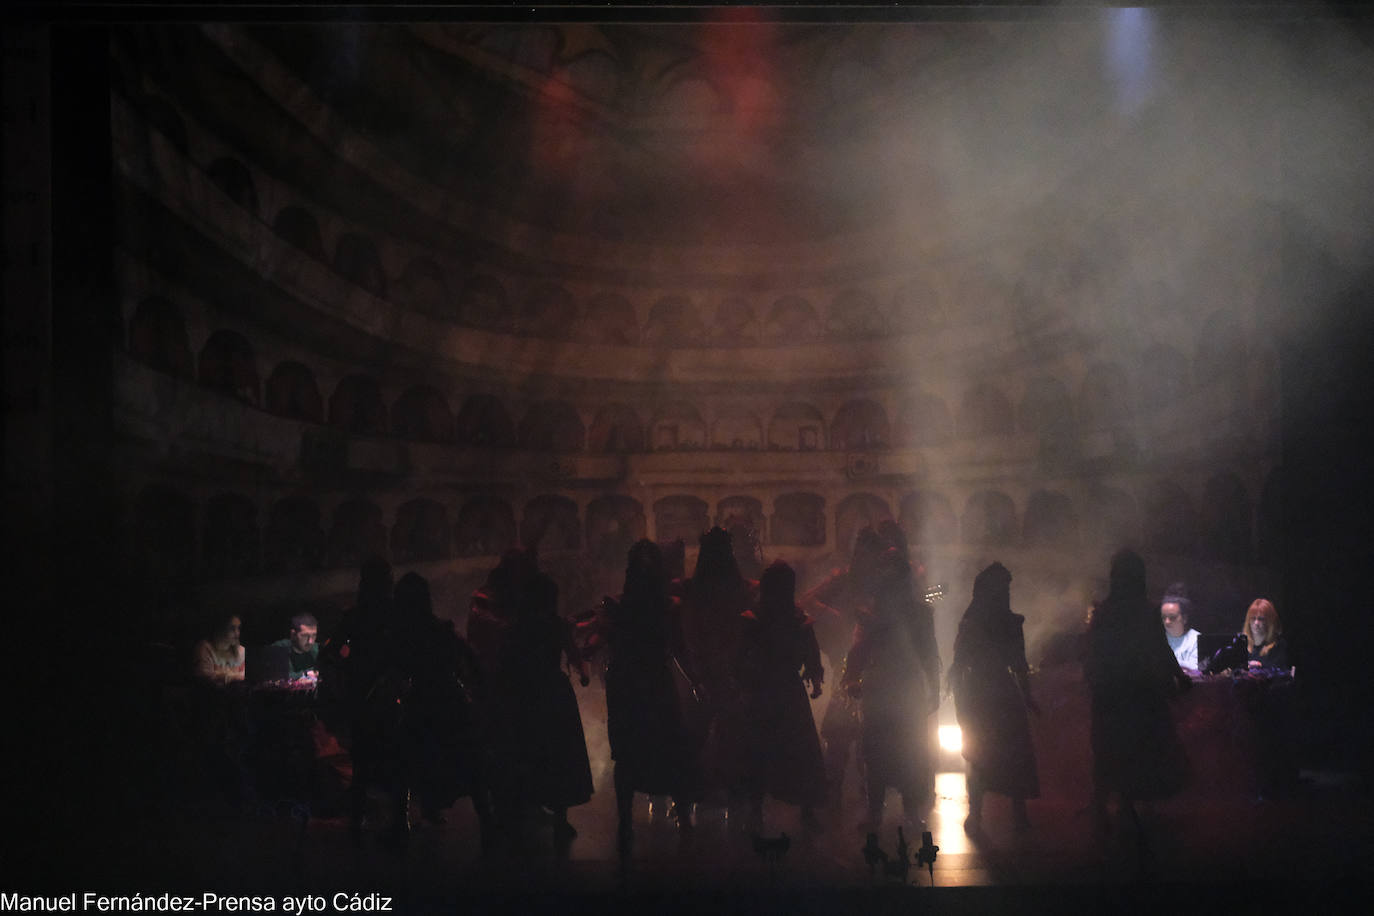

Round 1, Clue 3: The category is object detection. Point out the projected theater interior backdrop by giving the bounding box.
[102,11,1373,691]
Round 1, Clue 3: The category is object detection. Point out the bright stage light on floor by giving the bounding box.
[938,725,963,753]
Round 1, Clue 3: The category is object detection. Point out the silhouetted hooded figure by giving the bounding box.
[1085,549,1190,836]
[464,552,526,849]
[392,572,490,838]
[843,547,941,827]
[599,539,701,854]
[332,556,394,704]
[801,525,885,806]
[949,562,1039,832]
[681,526,758,778]
[500,547,594,846]
[721,560,828,830]
[334,557,406,846]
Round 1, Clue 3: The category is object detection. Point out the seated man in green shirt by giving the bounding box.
[270,612,320,681]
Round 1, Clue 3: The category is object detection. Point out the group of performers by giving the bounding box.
[230,528,1294,858]
[802,522,942,832]
[312,522,948,858]
[322,561,497,849]
[580,522,944,857]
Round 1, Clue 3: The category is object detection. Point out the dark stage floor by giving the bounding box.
[26,680,1373,913]
[60,759,1372,913]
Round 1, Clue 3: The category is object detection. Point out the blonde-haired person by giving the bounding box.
[1242,599,1291,673]
[1238,598,1299,799]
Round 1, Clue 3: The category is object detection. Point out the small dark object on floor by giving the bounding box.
[752,832,791,864]
[862,832,889,874]
[883,827,911,883]
[916,830,939,883]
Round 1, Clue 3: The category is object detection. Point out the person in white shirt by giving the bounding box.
[193,613,245,686]
[1160,585,1199,673]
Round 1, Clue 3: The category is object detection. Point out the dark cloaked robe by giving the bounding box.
[681,574,755,712]
[400,614,484,809]
[507,575,595,810]
[715,607,828,807]
[602,588,701,797]
[466,583,516,789]
[680,563,757,791]
[844,582,941,803]
[950,580,1039,799]
[1085,554,1190,801]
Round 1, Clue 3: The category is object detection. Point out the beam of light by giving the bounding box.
[938,724,963,754]
[1104,7,1156,116]
[932,770,974,855]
